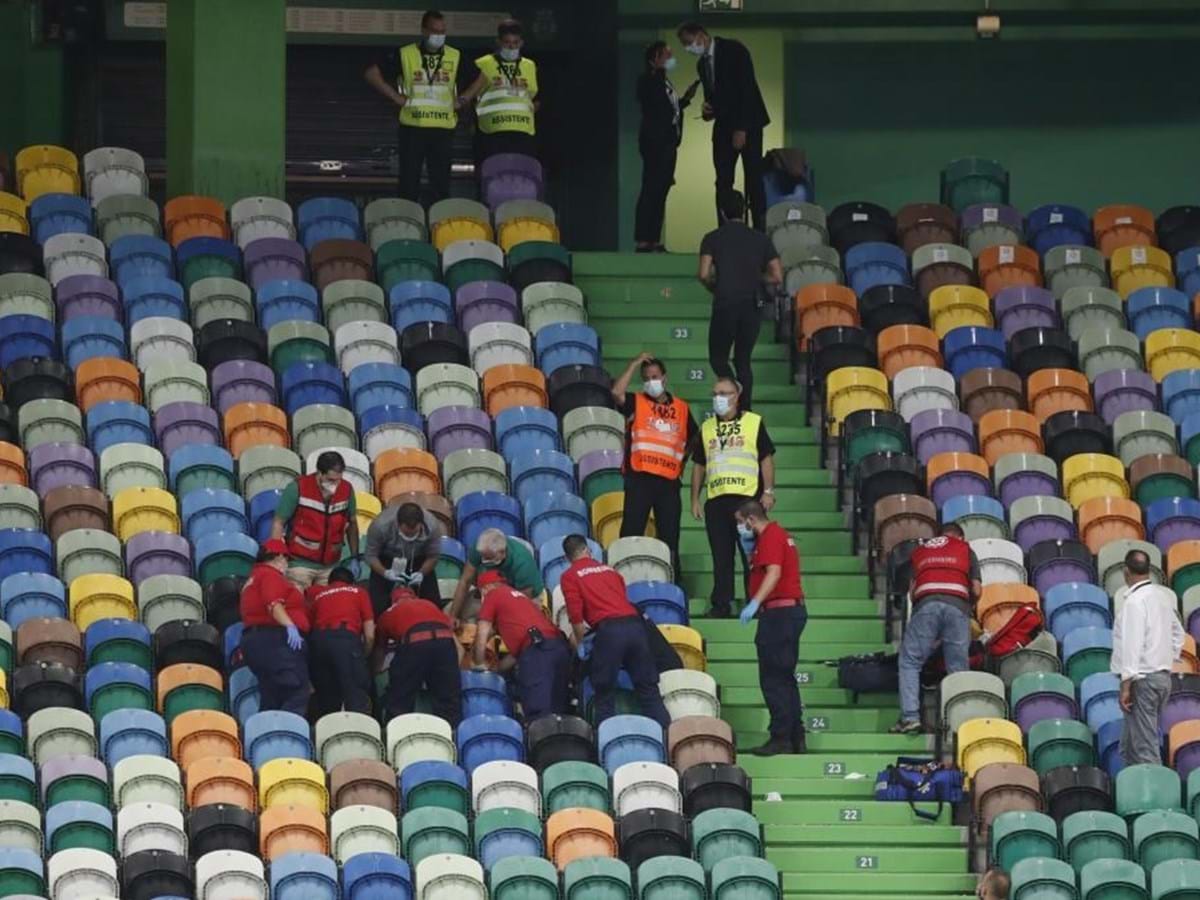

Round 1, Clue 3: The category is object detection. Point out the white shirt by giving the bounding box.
[1110,579,1185,681]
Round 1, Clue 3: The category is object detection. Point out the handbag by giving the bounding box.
[874,756,964,821]
[836,652,899,697]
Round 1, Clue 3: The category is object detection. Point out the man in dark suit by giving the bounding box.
[677,22,770,231]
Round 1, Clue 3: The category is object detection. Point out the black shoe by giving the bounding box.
[749,738,794,757]
[709,606,733,619]
[792,730,807,754]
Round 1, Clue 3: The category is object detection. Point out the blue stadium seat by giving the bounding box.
[30,192,93,242]
[341,851,412,900]
[86,400,153,455]
[1080,672,1122,733]
[0,572,66,628]
[400,760,469,814]
[0,848,42,896]
[181,488,249,543]
[1027,204,1092,255]
[257,279,321,330]
[297,197,362,250]
[597,715,664,774]
[511,449,576,505]
[110,234,174,287]
[457,491,523,550]
[1043,582,1112,641]
[457,714,525,772]
[271,851,340,900]
[193,531,258,585]
[85,618,152,667]
[358,405,426,450]
[628,581,689,626]
[85,662,153,715]
[175,235,241,278]
[1098,719,1123,777]
[62,315,127,368]
[0,528,53,580]
[476,808,543,870]
[1146,497,1200,552]
[244,710,314,767]
[0,315,56,366]
[496,406,561,459]
[1179,248,1200,298]
[1127,286,1191,339]
[524,491,589,549]
[0,753,35,800]
[45,799,112,852]
[389,280,453,332]
[462,671,512,719]
[1163,370,1200,425]
[0,713,22,757]
[348,362,414,416]
[223,621,245,668]
[249,489,282,542]
[538,536,602,592]
[168,445,236,494]
[438,538,466,575]
[229,665,260,724]
[535,323,601,376]
[845,241,911,295]
[281,361,346,415]
[942,326,1008,379]
[940,495,1006,537]
[100,708,168,765]
[123,275,187,323]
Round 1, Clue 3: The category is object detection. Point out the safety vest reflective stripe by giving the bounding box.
[701,412,762,499]
[399,43,459,128]
[913,581,970,598]
[629,441,685,460]
[475,54,537,135]
[297,496,349,514]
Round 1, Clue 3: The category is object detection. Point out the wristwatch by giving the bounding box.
[763,488,775,495]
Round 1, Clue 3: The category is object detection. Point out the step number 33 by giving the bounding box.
[672,327,690,339]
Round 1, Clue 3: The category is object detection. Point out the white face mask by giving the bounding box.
[662,56,677,71]
[713,395,732,416]
[319,477,340,495]
[685,40,706,56]
[644,379,665,398]
[737,522,755,540]
[499,46,520,62]
[425,34,446,50]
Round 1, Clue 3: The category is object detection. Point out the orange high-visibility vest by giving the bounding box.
[629,393,689,480]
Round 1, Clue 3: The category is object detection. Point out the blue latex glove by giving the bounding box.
[384,570,405,583]
[285,624,304,651]
[738,534,757,556]
[739,599,761,626]
[408,571,425,588]
[350,558,364,580]
[576,638,593,661]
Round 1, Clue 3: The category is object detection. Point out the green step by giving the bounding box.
[680,553,862,575]
[743,755,902,778]
[754,800,951,826]
[708,641,891,663]
[724,686,896,709]
[604,358,793,384]
[803,732,932,753]
[678,529,848,555]
[667,382,799,404]
[696,619,880,644]
[768,825,968,847]
[754,777,878,799]
[679,512,846,534]
[782,873,978,893]
[774,850,969,873]
[581,284,712,308]
[710,662,841,689]
[690,598,880,619]
[726,706,898,734]
[604,341,791,361]
[574,251,697,277]
[687,575,869,602]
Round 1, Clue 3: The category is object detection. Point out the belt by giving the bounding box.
[594,615,640,629]
[403,627,454,644]
[314,624,359,634]
[762,599,801,609]
[243,625,282,633]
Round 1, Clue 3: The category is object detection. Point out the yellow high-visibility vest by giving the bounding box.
[475,53,538,136]
[398,42,460,129]
[700,412,762,500]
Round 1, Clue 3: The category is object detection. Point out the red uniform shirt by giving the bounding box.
[748,522,804,605]
[306,583,374,634]
[376,598,453,643]
[560,557,638,627]
[240,562,310,631]
[477,586,559,656]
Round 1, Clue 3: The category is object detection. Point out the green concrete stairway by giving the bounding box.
[575,251,975,900]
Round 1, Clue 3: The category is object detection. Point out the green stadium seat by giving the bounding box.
[638,856,706,900]
[710,856,782,900]
[543,760,610,814]
[1079,857,1148,900]
[1010,856,1078,900]
[992,810,1061,873]
[1029,719,1097,774]
[564,856,632,900]
[1118,766,1183,818]
[401,807,471,866]
[269,320,333,372]
[1152,858,1200,899]
[1063,810,1132,873]
[491,855,560,900]
[692,808,763,871]
[1134,811,1200,874]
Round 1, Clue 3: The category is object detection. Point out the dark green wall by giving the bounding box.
[0,1,67,157]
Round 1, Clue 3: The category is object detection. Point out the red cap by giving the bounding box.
[262,539,288,556]
[477,570,507,588]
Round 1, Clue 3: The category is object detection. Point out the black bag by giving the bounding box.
[836,652,899,696]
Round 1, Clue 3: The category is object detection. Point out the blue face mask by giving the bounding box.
[713,395,732,416]
[737,523,755,540]
[663,56,677,71]
[500,46,520,62]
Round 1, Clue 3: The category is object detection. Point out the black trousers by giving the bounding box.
[756,604,807,741]
[475,130,537,173]
[590,617,671,729]
[708,305,762,410]
[713,124,766,230]
[620,471,682,579]
[705,493,753,616]
[386,636,462,726]
[309,627,372,717]
[515,638,571,720]
[368,551,441,616]
[634,141,676,245]
[242,627,310,716]
[399,125,454,203]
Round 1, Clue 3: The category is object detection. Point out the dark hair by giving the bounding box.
[396,502,425,528]
[421,9,444,28]
[738,499,766,520]
[562,534,590,560]
[718,189,745,221]
[257,548,284,563]
[329,566,355,584]
[677,21,706,40]
[644,40,668,70]
[982,869,1011,900]
[640,357,666,377]
[498,18,522,38]
[942,522,965,539]
[315,451,345,475]
[1125,549,1152,576]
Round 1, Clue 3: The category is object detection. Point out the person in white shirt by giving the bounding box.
[1111,548,1185,765]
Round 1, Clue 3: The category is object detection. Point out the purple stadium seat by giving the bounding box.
[1028,539,1094,596]
[427,406,494,462]
[55,274,121,322]
[242,237,308,289]
[28,442,97,496]
[996,457,1059,509]
[125,531,192,585]
[993,286,1059,341]
[1092,369,1158,426]
[481,153,543,207]
[455,281,520,333]
[153,401,222,457]
[210,359,278,414]
[1012,498,1077,553]
[40,754,108,804]
[909,409,975,465]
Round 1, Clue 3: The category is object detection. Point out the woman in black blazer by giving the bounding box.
[635,41,699,252]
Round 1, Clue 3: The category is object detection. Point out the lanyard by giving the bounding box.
[714,416,742,450]
[498,57,522,88]
[421,50,443,90]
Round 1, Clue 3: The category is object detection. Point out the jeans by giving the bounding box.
[1120,671,1170,766]
[899,601,970,721]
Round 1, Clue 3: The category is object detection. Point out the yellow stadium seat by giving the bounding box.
[0,193,29,235]
[1175,634,1199,675]
[1062,453,1129,509]
[1111,245,1172,299]
[0,670,9,709]
[956,717,1025,781]
[1146,328,1200,382]
[258,758,329,813]
[113,486,180,540]
[498,219,560,253]
[826,366,891,435]
[430,200,493,252]
[15,145,81,201]
[590,491,656,549]
[69,573,137,630]
[928,284,993,337]
[659,624,706,671]
[355,491,381,538]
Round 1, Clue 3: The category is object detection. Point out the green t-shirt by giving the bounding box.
[468,537,544,595]
[274,479,358,569]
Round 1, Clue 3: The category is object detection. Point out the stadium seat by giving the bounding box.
[112,754,183,810]
[457,280,519,332]
[400,760,469,815]
[1009,857,1079,900]
[388,712,456,773]
[187,756,256,810]
[99,708,166,766]
[548,807,618,869]
[117,800,186,857]
[956,717,1025,779]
